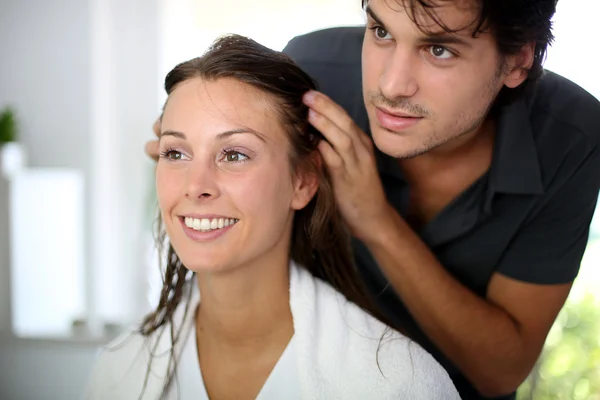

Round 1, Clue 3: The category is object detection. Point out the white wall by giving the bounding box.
[0,0,92,171]
[88,0,159,331]
[0,0,92,333]
[0,0,159,330]
[0,0,159,398]
[0,175,11,336]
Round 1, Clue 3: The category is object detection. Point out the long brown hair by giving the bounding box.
[140,34,396,395]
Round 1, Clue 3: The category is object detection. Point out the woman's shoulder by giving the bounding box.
[85,286,198,399]
[375,332,462,399]
[290,263,461,399]
[290,261,402,344]
[84,296,198,400]
[84,326,172,399]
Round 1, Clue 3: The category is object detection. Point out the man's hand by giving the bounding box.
[303,90,390,243]
[145,118,161,162]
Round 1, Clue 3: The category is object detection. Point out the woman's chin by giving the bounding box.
[177,255,234,275]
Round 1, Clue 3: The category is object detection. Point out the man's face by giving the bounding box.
[362,0,510,159]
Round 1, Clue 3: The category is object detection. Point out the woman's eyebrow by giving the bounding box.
[216,128,268,143]
[161,128,268,143]
[160,130,186,139]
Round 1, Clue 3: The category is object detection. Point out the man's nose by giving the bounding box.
[379,47,418,100]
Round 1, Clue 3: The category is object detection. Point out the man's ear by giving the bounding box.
[291,153,321,211]
[503,42,536,89]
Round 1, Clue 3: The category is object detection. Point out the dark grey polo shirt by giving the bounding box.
[284,26,600,400]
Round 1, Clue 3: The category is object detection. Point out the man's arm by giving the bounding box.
[303,89,600,397]
[366,208,572,397]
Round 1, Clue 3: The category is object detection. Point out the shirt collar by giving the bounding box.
[488,98,544,196]
[376,98,545,212]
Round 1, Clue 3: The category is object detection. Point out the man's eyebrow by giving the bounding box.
[365,6,387,30]
[160,128,267,142]
[418,32,473,48]
[366,4,473,48]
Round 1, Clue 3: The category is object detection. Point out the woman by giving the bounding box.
[85,34,460,399]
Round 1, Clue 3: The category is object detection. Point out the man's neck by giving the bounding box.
[398,117,496,227]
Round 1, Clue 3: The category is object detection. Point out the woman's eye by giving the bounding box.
[161,150,184,160]
[223,151,248,162]
[429,45,454,60]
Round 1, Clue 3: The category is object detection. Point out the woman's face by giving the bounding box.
[157,77,316,274]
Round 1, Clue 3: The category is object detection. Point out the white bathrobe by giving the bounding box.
[85,262,460,399]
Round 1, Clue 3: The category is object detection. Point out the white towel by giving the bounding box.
[289,262,460,399]
[84,261,461,399]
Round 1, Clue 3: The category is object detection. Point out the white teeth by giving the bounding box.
[199,219,210,230]
[184,217,237,232]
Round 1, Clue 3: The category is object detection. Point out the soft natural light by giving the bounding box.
[157,0,365,108]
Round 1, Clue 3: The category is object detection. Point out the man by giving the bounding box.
[147,1,600,398]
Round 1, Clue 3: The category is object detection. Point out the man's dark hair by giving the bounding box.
[363,0,558,104]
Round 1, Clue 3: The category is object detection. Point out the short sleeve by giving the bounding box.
[496,146,600,284]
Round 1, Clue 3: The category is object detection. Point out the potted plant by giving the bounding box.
[0,107,17,143]
[0,107,26,177]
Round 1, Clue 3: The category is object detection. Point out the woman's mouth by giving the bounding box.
[183,216,239,232]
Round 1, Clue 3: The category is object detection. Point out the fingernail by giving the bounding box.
[303,90,316,104]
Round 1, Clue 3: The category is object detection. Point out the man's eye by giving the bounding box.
[429,45,454,60]
[371,25,390,39]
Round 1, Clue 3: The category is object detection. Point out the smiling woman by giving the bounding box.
[83,34,460,399]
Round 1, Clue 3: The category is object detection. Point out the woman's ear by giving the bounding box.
[291,152,321,211]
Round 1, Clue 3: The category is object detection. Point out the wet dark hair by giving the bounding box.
[139,34,398,396]
[364,0,557,105]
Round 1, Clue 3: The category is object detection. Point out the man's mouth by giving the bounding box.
[377,107,422,118]
[375,107,423,132]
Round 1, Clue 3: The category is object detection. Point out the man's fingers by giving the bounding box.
[145,140,160,162]
[358,130,375,155]
[147,117,161,162]
[308,109,358,164]
[317,140,344,172]
[304,90,359,139]
[153,118,161,139]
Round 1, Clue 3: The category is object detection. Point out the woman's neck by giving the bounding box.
[194,251,294,350]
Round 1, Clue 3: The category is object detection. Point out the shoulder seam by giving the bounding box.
[530,103,600,147]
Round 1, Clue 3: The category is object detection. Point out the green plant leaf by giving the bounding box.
[0,107,18,143]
